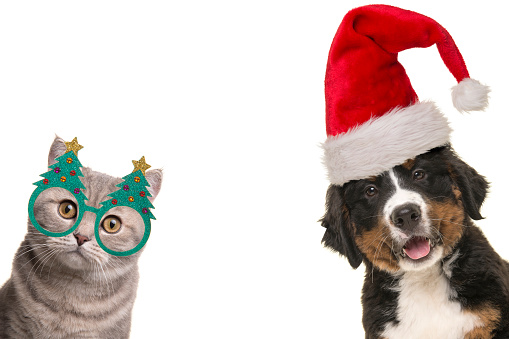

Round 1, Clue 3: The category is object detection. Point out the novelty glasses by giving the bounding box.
[28,139,155,256]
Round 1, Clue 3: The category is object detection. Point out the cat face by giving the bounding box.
[30,168,147,269]
[26,137,162,271]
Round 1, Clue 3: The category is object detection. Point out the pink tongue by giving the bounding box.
[404,237,430,260]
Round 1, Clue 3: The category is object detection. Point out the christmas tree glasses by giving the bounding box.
[28,138,156,257]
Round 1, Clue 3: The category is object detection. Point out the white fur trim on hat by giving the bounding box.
[451,78,490,113]
[322,101,452,186]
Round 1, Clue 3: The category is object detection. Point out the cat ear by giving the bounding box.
[145,169,163,202]
[48,135,67,167]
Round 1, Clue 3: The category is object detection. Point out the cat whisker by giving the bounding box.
[96,259,114,297]
[24,248,57,287]
[20,247,53,271]
[35,249,60,279]
[15,244,50,259]
[104,258,127,278]
[45,249,62,280]
[84,261,99,285]
[35,249,59,275]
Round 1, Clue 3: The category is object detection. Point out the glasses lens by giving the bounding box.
[30,187,80,237]
[95,206,149,256]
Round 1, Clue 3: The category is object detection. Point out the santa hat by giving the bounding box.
[323,5,489,186]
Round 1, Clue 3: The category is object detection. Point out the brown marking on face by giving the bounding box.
[354,218,399,273]
[401,159,415,170]
[447,163,458,181]
[446,162,463,200]
[464,304,501,339]
[341,203,349,215]
[428,198,465,256]
[452,185,462,200]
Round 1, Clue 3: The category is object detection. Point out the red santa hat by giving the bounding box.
[323,5,489,186]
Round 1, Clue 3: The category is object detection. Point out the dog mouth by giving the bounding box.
[399,236,436,260]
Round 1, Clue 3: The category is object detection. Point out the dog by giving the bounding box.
[321,145,509,338]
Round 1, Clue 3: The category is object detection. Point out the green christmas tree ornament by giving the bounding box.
[28,139,88,238]
[94,158,156,257]
[28,138,156,256]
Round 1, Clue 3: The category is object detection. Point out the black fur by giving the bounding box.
[361,265,400,337]
[449,226,509,337]
[441,147,489,221]
[321,145,509,337]
[321,186,363,268]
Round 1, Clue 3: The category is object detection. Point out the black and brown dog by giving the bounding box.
[321,145,509,338]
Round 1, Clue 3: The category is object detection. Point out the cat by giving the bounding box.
[0,137,162,339]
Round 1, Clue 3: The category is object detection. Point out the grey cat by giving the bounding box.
[0,137,162,339]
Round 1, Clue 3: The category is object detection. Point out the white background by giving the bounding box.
[0,1,508,338]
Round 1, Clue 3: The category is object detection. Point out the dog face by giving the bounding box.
[321,146,488,272]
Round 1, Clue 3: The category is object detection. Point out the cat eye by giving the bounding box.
[58,201,77,219]
[102,216,122,233]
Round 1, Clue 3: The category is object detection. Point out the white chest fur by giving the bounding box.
[382,262,481,339]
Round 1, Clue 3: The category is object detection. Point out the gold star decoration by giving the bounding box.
[65,137,84,155]
[132,156,151,175]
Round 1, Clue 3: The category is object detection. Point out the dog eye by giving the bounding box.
[413,170,426,181]
[365,185,378,197]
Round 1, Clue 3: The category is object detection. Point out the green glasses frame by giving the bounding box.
[28,145,155,257]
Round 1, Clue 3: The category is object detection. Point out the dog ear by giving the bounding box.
[320,184,363,269]
[444,147,489,220]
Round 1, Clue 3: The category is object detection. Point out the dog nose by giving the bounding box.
[391,203,421,230]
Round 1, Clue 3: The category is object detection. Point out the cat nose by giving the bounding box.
[74,233,90,246]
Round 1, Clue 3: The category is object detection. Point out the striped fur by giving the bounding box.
[0,137,162,339]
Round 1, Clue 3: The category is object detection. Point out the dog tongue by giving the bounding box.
[403,237,430,260]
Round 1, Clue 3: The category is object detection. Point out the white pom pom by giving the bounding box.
[451,78,490,113]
